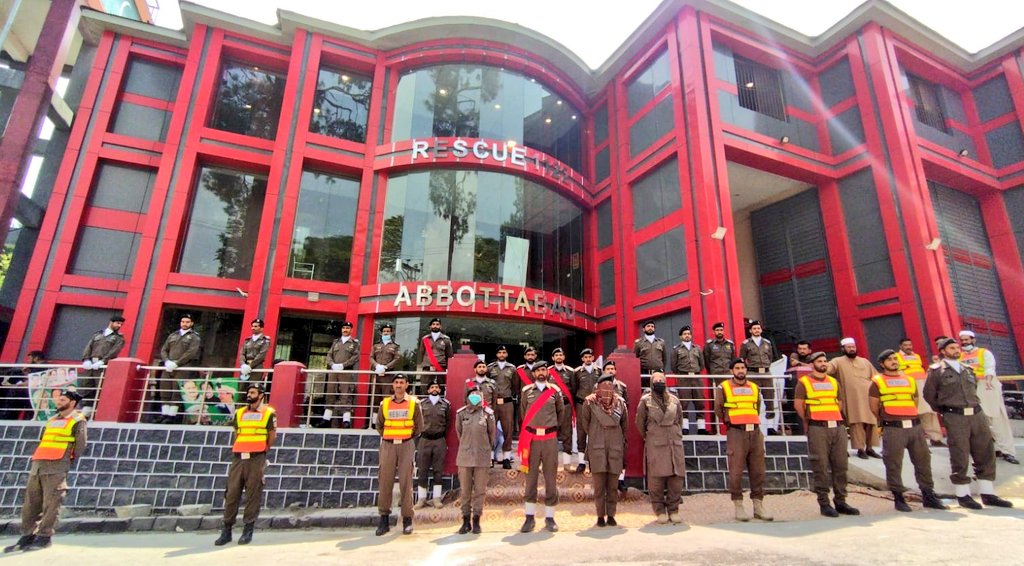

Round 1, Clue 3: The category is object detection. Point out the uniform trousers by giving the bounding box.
[944,411,996,484]
[325,374,356,424]
[647,474,683,515]
[726,426,766,501]
[592,472,619,517]
[458,466,489,515]
[807,424,849,505]
[920,412,944,443]
[524,437,559,507]
[880,423,933,493]
[494,401,516,453]
[378,439,416,517]
[222,452,266,526]
[19,471,67,537]
[416,437,447,488]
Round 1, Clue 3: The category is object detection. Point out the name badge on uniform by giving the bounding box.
[497,398,504,405]
[812,382,833,391]
[827,421,837,428]
[745,424,754,432]
[241,453,250,460]
[964,407,974,416]
[733,387,753,395]
[394,438,403,444]
[888,379,910,387]
[901,420,912,429]
[535,428,545,436]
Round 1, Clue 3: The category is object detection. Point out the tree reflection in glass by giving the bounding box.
[210,62,286,139]
[309,68,372,143]
[287,171,360,282]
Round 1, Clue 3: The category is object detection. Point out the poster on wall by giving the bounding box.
[27,368,78,420]
[180,376,243,424]
[502,236,529,287]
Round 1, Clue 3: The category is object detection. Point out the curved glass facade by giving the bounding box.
[379,169,585,300]
[392,64,582,171]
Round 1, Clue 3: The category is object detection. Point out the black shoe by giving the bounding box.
[697,429,709,435]
[866,449,882,459]
[502,459,512,470]
[596,516,606,527]
[682,428,690,435]
[3,535,35,553]
[375,515,390,536]
[214,526,232,546]
[766,429,780,436]
[457,515,472,535]
[1002,454,1020,465]
[576,463,587,474]
[237,523,253,545]
[471,515,481,534]
[819,504,839,518]
[922,491,948,510]
[893,493,912,512]
[856,449,869,460]
[835,501,860,515]
[520,515,535,533]
[22,536,50,551]
[544,518,558,532]
[402,517,413,535]
[958,495,983,510]
[342,419,352,429]
[607,516,617,527]
[981,494,1014,508]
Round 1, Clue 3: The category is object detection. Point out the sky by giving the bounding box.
[153,0,1024,69]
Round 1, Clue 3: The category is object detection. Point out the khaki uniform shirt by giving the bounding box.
[487,362,519,400]
[418,333,454,370]
[703,338,735,376]
[240,335,271,367]
[634,337,667,373]
[579,395,627,474]
[327,337,360,369]
[673,342,704,374]
[739,338,774,370]
[418,396,451,437]
[520,383,564,429]
[924,360,981,412]
[635,392,686,477]
[82,330,125,363]
[456,404,496,467]
[572,364,602,403]
[160,329,200,365]
[370,341,402,371]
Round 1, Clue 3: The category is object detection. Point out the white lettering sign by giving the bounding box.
[391,282,575,319]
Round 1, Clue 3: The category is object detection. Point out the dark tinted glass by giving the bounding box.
[288,170,360,282]
[309,68,372,143]
[210,62,286,139]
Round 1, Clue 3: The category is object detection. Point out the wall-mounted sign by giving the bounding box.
[393,282,575,320]
[410,138,575,184]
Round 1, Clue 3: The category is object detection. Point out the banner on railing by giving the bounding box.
[27,368,78,420]
[180,376,243,424]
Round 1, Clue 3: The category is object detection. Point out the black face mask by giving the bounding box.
[652,382,667,394]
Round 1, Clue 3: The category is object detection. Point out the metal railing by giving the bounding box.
[658,373,800,435]
[0,363,106,421]
[134,365,273,425]
[298,369,446,429]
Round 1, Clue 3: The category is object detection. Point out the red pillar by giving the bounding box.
[0,0,80,244]
[94,357,148,422]
[443,346,476,474]
[608,346,644,479]
[270,361,306,428]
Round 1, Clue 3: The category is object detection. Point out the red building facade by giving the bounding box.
[3,1,1024,373]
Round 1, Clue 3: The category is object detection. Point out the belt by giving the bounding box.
[526,426,557,435]
[755,367,768,374]
[881,418,920,428]
[384,438,411,444]
[727,423,759,431]
[422,431,446,440]
[234,451,266,458]
[807,420,843,428]
[501,397,514,403]
[941,406,979,416]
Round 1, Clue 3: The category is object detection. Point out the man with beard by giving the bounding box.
[959,330,1018,464]
[414,379,449,510]
[636,371,686,525]
[518,361,565,533]
[549,348,576,472]
[739,321,779,432]
[673,325,708,434]
[238,318,271,382]
[370,323,402,426]
[572,348,602,473]
[704,322,736,380]
[157,314,201,424]
[579,374,627,527]
[869,350,947,513]
[828,338,880,459]
[634,321,667,385]
[715,359,773,522]
[488,345,519,469]
[418,318,454,372]
[325,321,360,428]
[214,384,276,546]
[79,315,126,412]
[375,374,423,536]
[894,337,944,447]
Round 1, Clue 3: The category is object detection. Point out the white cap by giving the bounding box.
[958,330,975,338]
[840,337,856,346]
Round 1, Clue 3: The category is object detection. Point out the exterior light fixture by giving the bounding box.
[711,226,727,240]
[780,135,790,144]
[958,149,969,157]
[926,238,942,251]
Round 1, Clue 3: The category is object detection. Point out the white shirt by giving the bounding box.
[103,328,114,337]
[535,382,547,390]
[681,341,693,349]
[646,335,657,343]
[179,329,191,336]
[250,334,263,342]
[431,332,441,340]
[752,336,763,347]
[340,336,350,344]
[945,359,963,373]
[428,395,440,405]
[583,364,594,372]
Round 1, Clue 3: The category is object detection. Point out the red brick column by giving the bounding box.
[94,358,148,422]
[443,346,476,474]
[270,361,307,428]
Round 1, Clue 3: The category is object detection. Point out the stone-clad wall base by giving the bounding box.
[0,422,810,516]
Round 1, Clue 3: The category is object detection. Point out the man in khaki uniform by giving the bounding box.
[418,318,454,372]
[488,345,519,469]
[79,315,126,412]
[634,320,667,384]
[455,381,496,534]
[375,374,424,536]
[572,348,601,472]
[827,338,880,459]
[703,322,736,378]
[739,321,778,427]
[715,359,772,522]
[214,384,276,546]
[579,374,627,527]
[959,330,1019,464]
[518,361,565,533]
[369,323,402,425]
[895,338,944,446]
[673,325,708,434]
[868,350,946,513]
[4,389,87,553]
[157,314,201,424]
[636,371,686,525]
[924,338,1012,510]
[794,352,859,518]
[415,379,450,509]
[549,348,576,471]
[238,318,271,382]
[326,321,360,428]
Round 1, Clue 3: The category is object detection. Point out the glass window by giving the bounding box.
[594,146,611,183]
[309,68,372,143]
[594,104,609,145]
[632,158,681,229]
[178,166,268,279]
[908,74,948,133]
[90,162,156,213]
[627,50,671,116]
[288,170,360,282]
[599,259,616,306]
[379,170,585,299]
[392,65,582,172]
[49,306,122,361]
[734,55,787,122]
[158,307,242,369]
[635,227,686,293]
[629,97,674,158]
[69,226,141,280]
[597,200,613,248]
[123,58,181,101]
[210,61,286,139]
[110,102,172,142]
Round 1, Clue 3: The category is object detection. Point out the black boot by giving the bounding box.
[3,535,35,553]
[544,517,558,532]
[819,504,839,518]
[238,523,254,545]
[375,514,390,536]
[607,516,618,527]
[22,536,51,551]
[502,458,512,470]
[958,495,983,510]
[893,492,912,512]
[981,494,1013,508]
[922,490,948,510]
[402,516,413,535]
[520,515,535,533]
[214,525,232,546]
[834,500,860,515]
[471,515,481,534]
[457,515,472,535]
